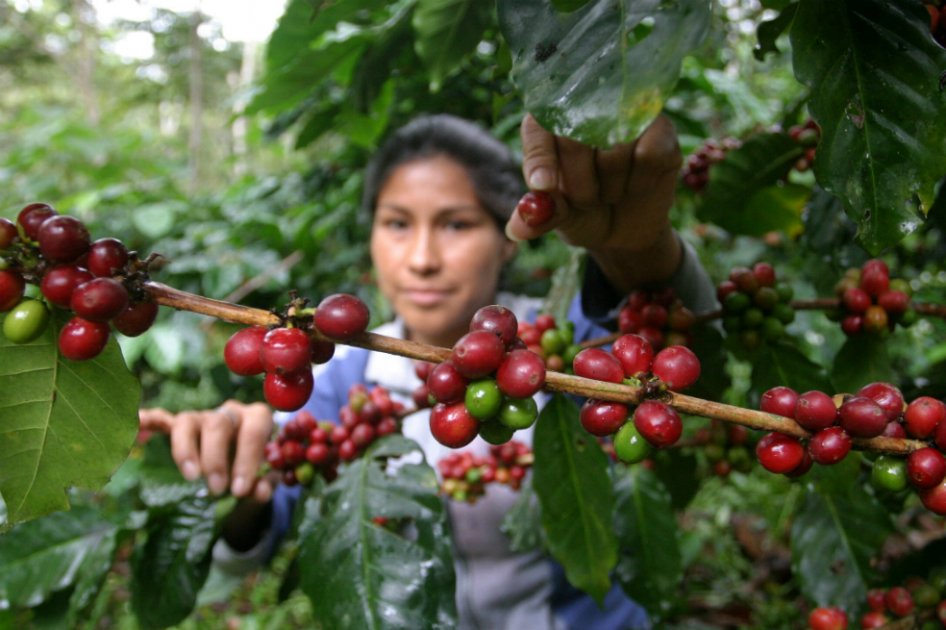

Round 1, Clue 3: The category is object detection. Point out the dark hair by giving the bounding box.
[362,114,524,227]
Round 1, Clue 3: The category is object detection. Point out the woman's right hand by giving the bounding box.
[139,400,276,501]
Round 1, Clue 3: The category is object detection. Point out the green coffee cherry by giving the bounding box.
[3,299,50,344]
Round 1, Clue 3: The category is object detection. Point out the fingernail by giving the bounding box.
[208,473,227,495]
[504,221,522,243]
[231,476,248,497]
[181,460,199,481]
[529,168,554,191]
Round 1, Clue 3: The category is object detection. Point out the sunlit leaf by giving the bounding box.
[413,0,492,90]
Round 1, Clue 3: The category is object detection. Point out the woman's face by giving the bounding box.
[370,156,517,348]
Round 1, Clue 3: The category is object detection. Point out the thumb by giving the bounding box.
[520,114,559,192]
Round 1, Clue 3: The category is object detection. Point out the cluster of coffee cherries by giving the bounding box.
[680,136,742,193]
[263,385,403,486]
[617,287,695,350]
[223,293,369,412]
[0,203,159,360]
[830,259,914,337]
[437,441,533,503]
[692,420,753,477]
[928,3,946,47]
[425,305,546,449]
[757,382,946,514]
[573,333,701,464]
[718,262,795,349]
[516,313,581,372]
[787,118,820,173]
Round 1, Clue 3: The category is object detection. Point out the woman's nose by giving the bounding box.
[407,227,441,275]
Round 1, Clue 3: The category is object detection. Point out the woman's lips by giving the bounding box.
[403,288,451,306]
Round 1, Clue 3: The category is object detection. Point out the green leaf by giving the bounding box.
[750,339,833,395]
[499,0,711,146]
[0,505,118,609]
[500,478,546,552]
[831,336,893,393]
[130,491,219,629]
[754,3,797,61]
[792,461,893,613]
[299,435,457,629]
[612,465,682,619]
[532,393,616,603]
[0,313,140,526]
[790,0,946,253]
[413,0,493,90]
[698,133,806,236]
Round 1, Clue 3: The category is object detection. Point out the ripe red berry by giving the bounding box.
[904,396,946,438]
[752,262,777,287]
[451,330,506,379]
[573,347,625,383]
[309,338,335,364]
[70,277,129,322]
[313,293,369,340]
[859,263,890,297]
[793,390,837,431]
[884,586,914,617]
[224,326,268,376]
[86,238,129,277]
[730,266,759,293]
[808,427,851,465]
[760,386,799,419]
[840,315,862,336]
[495,349,546,398]
[755,432,804,474]
[260,327,312,375]
[611,334,654,378]
[427,361,467,404]
[857,382,905,421]
[37,215,90,263]
[841,287,871,313]
[112,301,159,337]
[839,396,888,438]
[652,345,700,391]
[633,401,683,448]
[533,314,556,333]
[859,611,888,629]
[350,423,376,449]
[17,202,57,240]
[263,369,314,412]
[40,265,93,308]
[808,606,848,630]
[0,270,26,312]
[0,217,16,248]
[579,400,629,437]
[516,191,555,228]
[866,589,886,611]
[429,401,479,448]
[58,316,110,361]
[906,447,946,489]
[920,478,946,515]
[877,290,908,314]
[470,305,518,347]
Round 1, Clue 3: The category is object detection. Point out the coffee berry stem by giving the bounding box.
[143,282,925,456]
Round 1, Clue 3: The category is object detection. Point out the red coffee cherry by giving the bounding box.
[808,427,851,465]
[534,313,557,333]
[839,396,888,438]
[884,586,914,618]
[877,290,909,314]
[263,369,314,412]
[906,447,946,489]
[37,215,90,263]
[904,396,946,438]
[651,345,700,391]
[579,400,628,437]
[112,301,159,337]
[516,191,555,228]
[573,347,625,383]
[755,432,805,474]
[58,316,110,361]
[808,606,848,630]
[17,202,57,240]
[633,401,683,448]
[40,265,93,308]
[866,589,886,611]
[70,277,130,322]
[611,334,654,378]
[427,361,467,404]
[260,327,312,375]
[760,386,799,419]
[309,338,335,364]
[0,217,16,248]
[752,262,776,288]
[859,611,888,629]
[429,401,479,448]
[313,293,369,340]
[860,263,890,297]
[86,238,129,277]
[841,287,870,313]
[470,304,519,347]
[0,270,26,312]
[794,390,837,431]
[451,330,506,379]
[857,382,905,421]
[496,349,546,398]
[919,478,946,515]
[224,326,268,376]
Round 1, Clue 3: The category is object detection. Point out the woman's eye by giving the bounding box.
[445,220,474,231]
[384,219,409,230]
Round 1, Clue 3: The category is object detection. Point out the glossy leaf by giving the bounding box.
[754,3,798,61]
[831,335,893,394]
[299,435,457,629]
[130,491,219,629]
[500,478,546,553]
[499,0,711,146]
[0,313,140,525]
[532,393,616,603]
[413,0,492,90]
[790,0,946,253]
[0,505,118,609]
[792,461,893,613]
[750,339,833,395]
[698,133,806,236]
[612,465,682,619]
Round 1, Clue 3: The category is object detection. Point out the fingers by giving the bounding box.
[169,411,204,482]
[520,114,559,191]
[139,408,175,434]
[199,407,240,495]
[595,142,636,205]
[228,402,274,499]
[554,135,599,207]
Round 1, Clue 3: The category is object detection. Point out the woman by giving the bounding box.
[140,113,716,628]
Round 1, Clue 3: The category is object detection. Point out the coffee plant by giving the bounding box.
[2,0,946,628]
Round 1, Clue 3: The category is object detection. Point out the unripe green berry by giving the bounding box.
[3,299,50,344]
[613,421,650,464]
[498,396,539,430]
[478,419,515,445]
[465,379,502,420]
